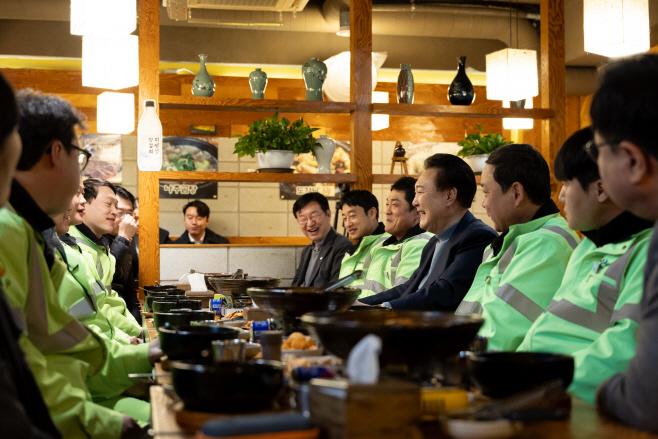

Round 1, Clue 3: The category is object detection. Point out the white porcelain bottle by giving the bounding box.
[137,99,163,171]
[313,135,336,174]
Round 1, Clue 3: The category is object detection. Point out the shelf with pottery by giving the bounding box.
[158,95,356,114]
[372,174,481,185]
[371,103,554,119]
[156,171,356,183]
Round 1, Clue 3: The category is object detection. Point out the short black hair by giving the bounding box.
[423,154,477,209]
[390,176,417,210]
[0,73,18,150]
[292,192,330,218]
[16,89,86,171]
[340,190,379,219]
[590,54,658,159]
[486,144,551,206]
[115,186,136,209]
[554,127,599,191]
[84,178,116,203]
[183,200,210,218]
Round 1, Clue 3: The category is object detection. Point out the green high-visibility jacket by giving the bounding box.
[358,230,433,298]
[517,226,651,402]
[339,223,389,289]
[0,204,151,438]
[456,210,580,352]
[68,226,141,337]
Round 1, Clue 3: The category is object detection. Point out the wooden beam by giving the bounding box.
[159,96,356,113]
[540,0,566,189]
[350,0,373,191]
[138,0,160,287]
[157,171,357,183]
[372,104,554,119]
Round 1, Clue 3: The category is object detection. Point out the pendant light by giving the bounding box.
[70,0,136,37]
[372,92,390,131]
[82,35,139,90]
[584,0,649,58]
[97,92,135,134]
[486,0,538,102]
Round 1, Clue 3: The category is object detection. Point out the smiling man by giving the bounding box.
[292,192,353,287]
[359,154,497,310]
[456,144,580,352]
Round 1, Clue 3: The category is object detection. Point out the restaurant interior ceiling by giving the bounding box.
[0,0,656,94]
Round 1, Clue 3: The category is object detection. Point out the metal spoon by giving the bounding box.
[322,270,364,292]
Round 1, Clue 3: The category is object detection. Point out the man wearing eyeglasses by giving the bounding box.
[291,192,354,287]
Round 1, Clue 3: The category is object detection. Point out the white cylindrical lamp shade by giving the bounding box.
[583,0,649,58]
[503,98,534,130]
[372,91,389,131]
[97,92,135,134]
[82,36,139,90]
[71,0,137,36]
[486,48,539,102]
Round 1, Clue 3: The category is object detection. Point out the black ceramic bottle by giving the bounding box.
[448,56,475,106]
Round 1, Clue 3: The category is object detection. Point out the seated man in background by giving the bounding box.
[356,176,433,299]
[172,199,229,244]
[104,186,140,320]
[338,190,388,287]
[589,54,658,433]
[456,144,580,352]
[292,192,354,287]
[69,178,142,338]
[359,155,497,309]
[517,127,652,403]
[0,89,158,438]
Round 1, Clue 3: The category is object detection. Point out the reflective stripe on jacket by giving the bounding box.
[456,213,579,352]
[517,229,651,402]
[358,232,433,298]
[339,232,390,288]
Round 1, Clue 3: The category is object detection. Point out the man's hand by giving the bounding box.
[118,215,138,240]
[121,415,145,439]
[147,338,163,365]
[126,336,139,345]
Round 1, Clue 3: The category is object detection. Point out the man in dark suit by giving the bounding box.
[132,199,173,279]
[292,193,354,287]
[359,153,497,310]
[172,200,229,245]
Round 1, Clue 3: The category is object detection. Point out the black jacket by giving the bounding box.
[172,228,229,245]
[360,211,498,310]
[292,228,354,287]
[131,228,171,280]
[103,234,140,319]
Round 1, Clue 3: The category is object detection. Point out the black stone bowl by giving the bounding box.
[159,324,240,361]
[171,359,284,412]
[301,310,484,367]
[468,352,574,398]
[152,299,202,313]
[145,293,186,312]
[143,285,181,292]
[153,309,215,329]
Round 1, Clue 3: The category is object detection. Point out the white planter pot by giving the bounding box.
[467,154,489,173]
[255,150,295,169]
[313,135,336,174]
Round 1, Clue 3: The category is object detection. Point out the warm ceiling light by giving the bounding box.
[70,0,136,36]
[97,92,135,134]
[82,36,139,90]
[486,48,538,102]
[503,98,534,130]
[337,10,350,37]
[372,91,389,131]
[584,0,649,58]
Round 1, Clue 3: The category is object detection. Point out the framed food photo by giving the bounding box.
[159,136,219,200]
[81,134,123,183]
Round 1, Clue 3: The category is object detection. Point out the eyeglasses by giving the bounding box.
[71,145,92,171]
[117,209,134,218]
[585,140,616,162]
[297,211,324,225]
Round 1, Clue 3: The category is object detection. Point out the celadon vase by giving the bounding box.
[313,135,336,174]
[397,64,414,104]
[249,68,268,99]
[192,54,215,97]
[302,58,327,101]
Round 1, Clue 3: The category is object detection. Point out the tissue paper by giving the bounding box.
[188,273,208,292]
[347,334,382,384]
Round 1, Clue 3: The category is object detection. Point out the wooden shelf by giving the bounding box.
[373,173,481,185]
[159,95,356,113]
[157,171,357,183]
[372,103,555,119]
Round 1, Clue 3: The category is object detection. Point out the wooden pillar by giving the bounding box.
[350,0,373,192]
[540,0,566,195]
[138,0,160,287]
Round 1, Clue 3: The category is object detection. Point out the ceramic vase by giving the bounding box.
[192,54,215,97]
[313,135,336,174]
[255,150,295,169]
[302,58,327,101]
[394,142,406,157]
[448,56,475,105]
[249,68,268,99]
[467,154,488,173]
[397,64,414,104]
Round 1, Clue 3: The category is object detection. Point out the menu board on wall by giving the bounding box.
[81,134,122,183]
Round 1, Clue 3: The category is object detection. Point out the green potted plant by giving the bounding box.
[456,124,513,172]
[232,112,319,170]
